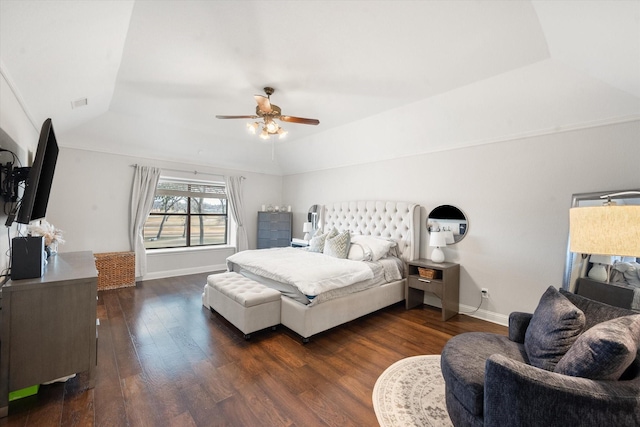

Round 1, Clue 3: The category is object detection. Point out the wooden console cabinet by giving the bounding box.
[406,259,460,321]
[0,251,97,417]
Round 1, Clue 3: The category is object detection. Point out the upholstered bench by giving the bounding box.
[205,272,281,339]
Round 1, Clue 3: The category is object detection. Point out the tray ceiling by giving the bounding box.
[1,1,638,175]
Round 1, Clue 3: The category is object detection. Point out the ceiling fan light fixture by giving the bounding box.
[265,119,279,134]
[216,87,319,141]
[246,122,259,134]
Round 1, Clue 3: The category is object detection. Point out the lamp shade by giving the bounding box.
[569,205,640,257]
[429,231,447,248]
[588,254,614,265]
[303,222,313,241]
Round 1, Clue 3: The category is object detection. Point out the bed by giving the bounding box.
[206,200,420,341]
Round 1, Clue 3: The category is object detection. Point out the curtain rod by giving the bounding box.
[130,164,244,179]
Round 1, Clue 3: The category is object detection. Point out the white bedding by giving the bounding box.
[227,247,374,297]
[204,200,419,341]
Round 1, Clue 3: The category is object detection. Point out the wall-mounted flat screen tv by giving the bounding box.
[16,118,59,224]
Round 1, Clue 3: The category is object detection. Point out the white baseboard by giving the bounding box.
[424,295,508,327]
[142,264,227,281]
[458,303,509,326]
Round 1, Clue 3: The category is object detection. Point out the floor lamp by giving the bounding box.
[569,192,640,277]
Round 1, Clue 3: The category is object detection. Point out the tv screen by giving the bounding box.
[16,118,59,224]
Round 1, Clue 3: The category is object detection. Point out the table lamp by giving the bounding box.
[429,231,447,263]
[303,222,313,241]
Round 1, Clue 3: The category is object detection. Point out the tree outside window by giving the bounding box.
[143,178,227,249]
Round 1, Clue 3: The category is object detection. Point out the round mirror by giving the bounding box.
[308,205,321,230]
[427,205,468,244]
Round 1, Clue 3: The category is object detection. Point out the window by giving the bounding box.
[144,177,228,249]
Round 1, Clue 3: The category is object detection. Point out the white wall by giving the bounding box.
[282,120,640,324]
[45,147,283,279]
[2,61,637,324]
[0,69,39,276]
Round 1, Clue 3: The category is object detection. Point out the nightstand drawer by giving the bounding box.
[408,275,442,296]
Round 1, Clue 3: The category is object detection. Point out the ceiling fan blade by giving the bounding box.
[216,115,258,119]
[254,95,272,113]
[280,116,320,125]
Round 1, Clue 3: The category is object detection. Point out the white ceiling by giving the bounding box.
[1,0,639,175]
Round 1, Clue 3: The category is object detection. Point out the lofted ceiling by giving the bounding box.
[1,0,639,175]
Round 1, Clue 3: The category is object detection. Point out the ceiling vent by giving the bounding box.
[71,97,88,109]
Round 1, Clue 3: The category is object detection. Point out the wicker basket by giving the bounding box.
[95,252,135,291]
[418,267,436,280]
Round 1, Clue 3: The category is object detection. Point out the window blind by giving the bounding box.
[155,178,226,199]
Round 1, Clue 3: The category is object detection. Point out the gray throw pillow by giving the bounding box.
[308,228,337,253]
[524,286,585,371]
[324,230,351,259]
[554,314,640,380]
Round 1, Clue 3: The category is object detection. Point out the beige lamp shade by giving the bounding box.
[569,205,640,257]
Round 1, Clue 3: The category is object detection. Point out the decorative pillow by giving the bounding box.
[350,235,397,261]
[324,230,351,259]
[347,242,372,261]
[524,286,585,371]
[308,228,337,253]
[612,262,640,287]
[554,314,640,380]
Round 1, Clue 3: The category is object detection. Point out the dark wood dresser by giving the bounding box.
[0,251,97,416]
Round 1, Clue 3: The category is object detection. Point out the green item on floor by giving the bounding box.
[9,384,39,401]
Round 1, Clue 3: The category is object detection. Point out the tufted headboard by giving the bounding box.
[320,201,420,263]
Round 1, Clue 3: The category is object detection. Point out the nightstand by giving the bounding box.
[291,238,309,248]
[406,259,460,321]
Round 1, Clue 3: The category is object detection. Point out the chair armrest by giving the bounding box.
[484,353,640,427]
[508,312,532,343]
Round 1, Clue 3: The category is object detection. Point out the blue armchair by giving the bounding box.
[441,288,640,427]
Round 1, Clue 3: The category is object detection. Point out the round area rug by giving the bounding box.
[372,355,452,427]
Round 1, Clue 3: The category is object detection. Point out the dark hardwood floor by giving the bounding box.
[0,273,507,427]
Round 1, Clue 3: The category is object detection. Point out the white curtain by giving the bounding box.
[225,175,248,252]
[130,165,161,277]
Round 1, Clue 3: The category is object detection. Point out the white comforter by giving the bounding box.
[226,247,374,296]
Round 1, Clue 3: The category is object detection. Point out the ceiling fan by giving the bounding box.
[216,87,320,139]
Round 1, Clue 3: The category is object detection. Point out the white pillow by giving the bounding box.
[347,242,372,261]
[350,235,397,261]
[612,262,640,287]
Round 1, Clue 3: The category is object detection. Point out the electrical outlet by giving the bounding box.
[481,288,489,299]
